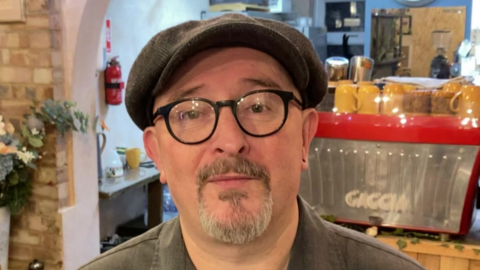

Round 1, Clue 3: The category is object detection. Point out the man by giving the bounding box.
[81,14,425,270]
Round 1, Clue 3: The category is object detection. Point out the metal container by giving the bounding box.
[29,259,44,270]
[349,56,374,83]
[325,57,349,81]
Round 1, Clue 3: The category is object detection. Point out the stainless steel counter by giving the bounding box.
[98,167,163,228]
[99,167,160,199]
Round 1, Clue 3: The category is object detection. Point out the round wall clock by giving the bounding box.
[395,0,436,7]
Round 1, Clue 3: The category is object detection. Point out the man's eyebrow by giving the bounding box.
[167,84,205,103]
[241,78,282,89]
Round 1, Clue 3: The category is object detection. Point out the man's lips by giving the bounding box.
[207,174,256,188]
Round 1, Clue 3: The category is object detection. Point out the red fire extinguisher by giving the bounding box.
[105,56,125,105]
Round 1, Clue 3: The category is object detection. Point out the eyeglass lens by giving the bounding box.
[168,92,285,143]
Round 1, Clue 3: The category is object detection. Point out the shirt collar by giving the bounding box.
[151,196,343,270]
[288,196,344,269]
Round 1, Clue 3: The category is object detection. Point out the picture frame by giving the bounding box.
[0,0,26,23]
[395,0,436,7]
[395,15,412,35]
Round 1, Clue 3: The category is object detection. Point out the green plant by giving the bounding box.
[0,99,89,214]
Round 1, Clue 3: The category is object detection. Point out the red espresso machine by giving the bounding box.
[300,112,480,235]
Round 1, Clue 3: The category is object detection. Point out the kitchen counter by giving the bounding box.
[98,166,163,228]
[99,167,160,199]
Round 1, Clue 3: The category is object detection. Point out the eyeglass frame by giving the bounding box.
[151,89,304,145]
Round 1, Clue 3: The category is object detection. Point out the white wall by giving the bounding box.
[61,0,110,269]
[98,0,209,158]
[62,0,208,268]
[97,0,209,241]
[471,0,480,31]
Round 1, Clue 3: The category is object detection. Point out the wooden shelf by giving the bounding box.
[209,3,269,12]
[378,236,480,261]
[372,14,413,19]
[377,236,480,270]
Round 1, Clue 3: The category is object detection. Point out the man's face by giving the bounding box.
[144,47,318,245]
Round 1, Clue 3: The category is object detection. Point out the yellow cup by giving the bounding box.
[450,85,480,118]
[381,84,404,115]
[334,85,359,113]
[443,82,462,94]
[328,81,338,88]
[125,148,147,169]
[403,84,417,93]
[357,85,380,115]
[338,80,354,86]
[357,81,374,87]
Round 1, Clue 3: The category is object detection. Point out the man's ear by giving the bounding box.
[300,108,318,171]
[144,127,167,184]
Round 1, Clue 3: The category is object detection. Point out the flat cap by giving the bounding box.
[126,13,327,130]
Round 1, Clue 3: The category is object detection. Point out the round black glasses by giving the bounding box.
[152,90,303,145]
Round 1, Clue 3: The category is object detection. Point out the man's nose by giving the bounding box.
[209,106,249,155]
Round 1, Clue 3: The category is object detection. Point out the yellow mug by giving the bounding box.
[450,85,480,118]
[381,84,404,115]
[125,148,147,169]
[328,81,338,88]
[443,82,462,94]
[357,81,374,87]
[357,85,380,115]
[335,85,359,113]
[338,80,354,86]
[403,84,417,93]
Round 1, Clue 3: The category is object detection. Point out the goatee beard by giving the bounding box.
[196,155,273,245]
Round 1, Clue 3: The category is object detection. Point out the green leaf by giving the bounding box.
[21,126,30,138]
[320,215,336,223]
[393,228,404,235]
[410,238,420,244]
[45,107,57,118]
[26,163,36,169]
[7,178,33,215]
[93,116,99,132]
[28,137,43,148]
[412,232,430,238]
[34,112,47,122]
[474,249,480,255]
[8,172,19,186]
[84,114,90,131]
[397,239,407,251]
[454,244,465,252]
[17,168,29,181]
[440,243,450,248]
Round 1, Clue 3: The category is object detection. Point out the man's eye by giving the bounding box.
[182,111,200,120]
[251,104,265,113]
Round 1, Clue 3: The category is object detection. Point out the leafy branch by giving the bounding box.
[29,99,89,137]
[1,98,91,215]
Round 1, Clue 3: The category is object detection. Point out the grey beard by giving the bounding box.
[196,155,273,245]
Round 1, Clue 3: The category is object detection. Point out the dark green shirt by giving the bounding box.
[80,197,425,270]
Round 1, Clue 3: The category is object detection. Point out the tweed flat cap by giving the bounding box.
[126,13,327,130]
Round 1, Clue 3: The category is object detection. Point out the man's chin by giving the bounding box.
[198,193,274,245]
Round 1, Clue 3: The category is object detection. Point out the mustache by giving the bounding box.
[196,155,270,189]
